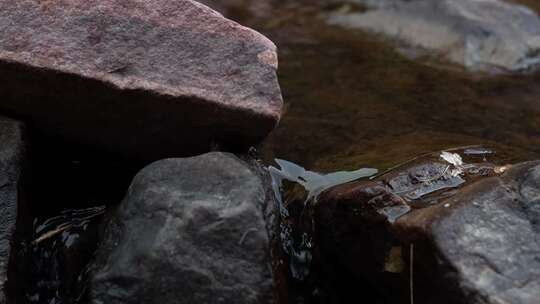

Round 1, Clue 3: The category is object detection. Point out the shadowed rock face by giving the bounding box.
[314,151,540,304]
[0,0,282,161]
[0,116,26,304]
[89,153,277,304]
[327,0,540,73]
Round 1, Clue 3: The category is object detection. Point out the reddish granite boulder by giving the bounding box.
[0,0,282,160]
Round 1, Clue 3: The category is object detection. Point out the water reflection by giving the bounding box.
[268,146,507,281]
[269,159,377,280]
[269,159,377,205]
[33,206,105,245]
[27,206,106,304]
[199,0,540,172]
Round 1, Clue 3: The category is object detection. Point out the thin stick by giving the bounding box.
[238,228,259,246]
[410,243,414,304]
[33,223,73,245]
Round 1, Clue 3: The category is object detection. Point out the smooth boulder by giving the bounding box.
[315,150,540,304]
[0,116,26,304]
[0,0,282,160]
[327,0,540,73]
[89,153,277,304]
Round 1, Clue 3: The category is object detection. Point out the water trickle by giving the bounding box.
[33,206,105,245]
[27,205,106,304]
[268,160,377,280]
[380,148,509,211]
[269,159,377,205]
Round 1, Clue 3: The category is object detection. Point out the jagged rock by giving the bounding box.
[314,149,540,304]
[327,0,540,73]
[0,0,282,160]
[0,116,26,304]
[89,152,277,304]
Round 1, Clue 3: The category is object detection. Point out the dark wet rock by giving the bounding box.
[89,152,277,304]
[0,0,282,160]
[0,116,26,304]
[314,151,540,304]
[327,0,540,73]
[15,148,143,304]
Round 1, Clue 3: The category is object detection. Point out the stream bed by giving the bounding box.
[14,1,540,303]
[196,0,540,171]
[199,1,540,303]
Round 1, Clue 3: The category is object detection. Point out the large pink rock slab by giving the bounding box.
[0,0,282,160]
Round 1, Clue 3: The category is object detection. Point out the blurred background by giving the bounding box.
[200,0,540,172]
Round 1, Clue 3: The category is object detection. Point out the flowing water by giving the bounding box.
[195,1,540,302]
[11,141,140,304]
[267,145,510,302]
[27,206,106,304]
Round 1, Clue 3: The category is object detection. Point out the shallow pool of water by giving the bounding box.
[201,0,540,172]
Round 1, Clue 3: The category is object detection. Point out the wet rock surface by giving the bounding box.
[10,143,141,304]
[327,0,540,73]
[0,0,282,160]
[23,206,106,304]
[0,116,25,304]
[313,150,540,304]
[88,152,277,304]
[1,1,540,303]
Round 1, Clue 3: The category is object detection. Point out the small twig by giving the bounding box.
[410,243,414,304]
[33,223,73,245]
[238,228,258,246]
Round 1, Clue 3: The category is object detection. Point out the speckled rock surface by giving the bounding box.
[89,152,276,304]
[315,152,540,304]
[0,0,282,160]
[0,116,26,304]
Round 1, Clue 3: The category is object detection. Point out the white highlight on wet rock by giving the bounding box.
[269,159,378,205]
[440,151,464,167]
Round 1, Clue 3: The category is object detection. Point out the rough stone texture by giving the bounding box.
[0,116,26,304]
[327,0,540,73]
[314,153,540,304]
[427,163,540,304]
[0,0,282,160]
[89,152,276,304]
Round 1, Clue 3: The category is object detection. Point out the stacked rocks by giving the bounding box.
[0,0,282,303]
